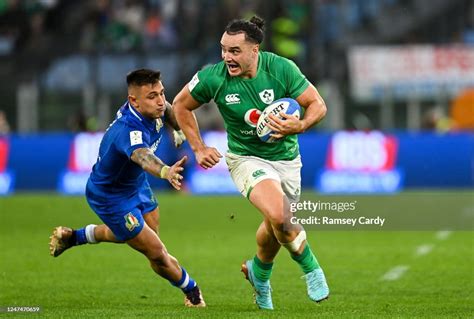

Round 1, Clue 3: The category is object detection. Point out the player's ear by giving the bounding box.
[253,44,259,55]
[128,94,138,108]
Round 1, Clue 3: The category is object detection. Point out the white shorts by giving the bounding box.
[225,152,302,201]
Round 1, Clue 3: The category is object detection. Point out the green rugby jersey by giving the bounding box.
[188,51,309,161]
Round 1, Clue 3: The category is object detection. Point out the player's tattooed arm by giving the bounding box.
[131,147,166,178]
[164,101,180,130]
[131,147,187,190]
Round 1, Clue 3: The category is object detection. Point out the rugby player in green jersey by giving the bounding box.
[173,16,328,310]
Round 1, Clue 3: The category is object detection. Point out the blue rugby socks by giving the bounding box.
[71,225,97,246]
[171,267,197,293]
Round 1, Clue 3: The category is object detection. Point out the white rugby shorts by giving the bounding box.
[225,152,302,201]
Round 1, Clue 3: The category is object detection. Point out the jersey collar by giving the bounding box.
[126,102,157,131]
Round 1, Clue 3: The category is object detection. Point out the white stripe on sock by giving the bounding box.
[179,272,190,289]
[85,224,98,244]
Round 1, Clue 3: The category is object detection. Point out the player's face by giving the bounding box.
[220,32,259,78]
[128,81,166,120]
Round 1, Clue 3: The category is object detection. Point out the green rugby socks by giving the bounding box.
[252,255,273,281]
[291,243,320,274]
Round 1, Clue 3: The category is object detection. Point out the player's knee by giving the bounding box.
[268,211,288,231]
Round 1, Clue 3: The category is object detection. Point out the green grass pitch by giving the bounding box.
[0,192,473,318]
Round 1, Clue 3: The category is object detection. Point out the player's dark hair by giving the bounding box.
[126,69,161,87]
[225,15,265,44]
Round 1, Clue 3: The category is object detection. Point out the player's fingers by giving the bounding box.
[200,158,215,168]
[172,181,181,190]
[268,117,283,130]
[204,159,217,167]
[266,122,282,133]
[270,133,284,139]
[212,148,223,158]
[209,153,221,163]
[269,114,284,125]
[176,155,188,166]
[279,112,297,120]
[173,174,182,185]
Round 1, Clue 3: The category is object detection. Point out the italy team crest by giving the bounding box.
[259,89,274,104]
[124,212,140,231]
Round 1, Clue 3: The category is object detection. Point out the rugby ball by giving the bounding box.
[256,98,301,143]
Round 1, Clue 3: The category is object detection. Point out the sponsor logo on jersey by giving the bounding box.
[150,137,162,153]
[188,73,200,92]
[225,93,241,105]
[244,108,262,127]
[130,131,143,146]
[155,118,163,132]
[240,129,257,135]
[259,89,274,104]
[124,212,140,231]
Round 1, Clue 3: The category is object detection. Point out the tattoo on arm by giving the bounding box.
[131,147,165,177]
[164,101,180,130]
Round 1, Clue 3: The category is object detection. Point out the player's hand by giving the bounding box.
[167,156,187,190]
[195,146,222,169]
[267,113,304,139]
[172,130,186,148]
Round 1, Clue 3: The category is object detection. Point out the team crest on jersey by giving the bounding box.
[155,118,163,132]
[244,108,262,127]
[124,212,140,231]
[259,89,274,104]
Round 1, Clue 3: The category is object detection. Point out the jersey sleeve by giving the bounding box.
[282,58,310,99]
[188,64,225,104]
[115,123,151,159]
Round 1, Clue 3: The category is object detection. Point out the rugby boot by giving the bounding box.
[241,259,273,310]
[49,226,74,257]
[303,268,329,302]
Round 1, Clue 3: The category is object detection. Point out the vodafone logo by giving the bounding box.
[225,93,240,104]
[244,108,262,127]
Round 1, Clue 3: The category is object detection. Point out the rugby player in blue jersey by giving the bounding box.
[48,69,205,308]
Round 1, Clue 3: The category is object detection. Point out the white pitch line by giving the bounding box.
[415,244,434,256]
[380,265,410,281]
[436,230,452,240]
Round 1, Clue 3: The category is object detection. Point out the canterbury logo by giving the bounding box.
[225,94,240,104]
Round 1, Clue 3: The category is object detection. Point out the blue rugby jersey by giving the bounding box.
[86,102,164,212]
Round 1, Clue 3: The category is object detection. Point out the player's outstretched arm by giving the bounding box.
[173,86,222,169]
[131,147,187,190]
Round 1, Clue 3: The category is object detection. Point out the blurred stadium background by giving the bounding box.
[0,0,473,317]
